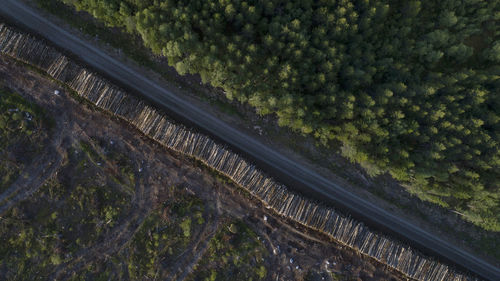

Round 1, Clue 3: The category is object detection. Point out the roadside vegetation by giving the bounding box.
[0,86,50,193]
[39,0,500,231]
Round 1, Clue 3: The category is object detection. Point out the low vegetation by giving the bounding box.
[0,141,131,279]
[0,134,269,279]
[0,86,50,193]
[125,193,207,279]
[188,220,269,281]
[65,192,209,280]
[0,135,227,279]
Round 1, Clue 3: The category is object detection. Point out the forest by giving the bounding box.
[55,0,500,231]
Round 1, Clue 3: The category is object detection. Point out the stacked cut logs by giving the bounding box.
[0,23,478,281]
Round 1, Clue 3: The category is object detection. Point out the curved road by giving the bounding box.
[1,1,498,280]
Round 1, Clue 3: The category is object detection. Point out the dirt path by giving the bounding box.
[51,150,153,280]
[167,213,222,281]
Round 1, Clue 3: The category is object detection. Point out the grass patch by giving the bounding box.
[79,140,102,164]
[97,138,137,190]
[211,99,243,118]
[76,138,137,195]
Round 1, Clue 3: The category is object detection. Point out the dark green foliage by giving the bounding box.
[56,0,499,230]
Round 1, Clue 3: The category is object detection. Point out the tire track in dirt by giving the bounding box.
[166,208,222,281]
[51,159,152,280]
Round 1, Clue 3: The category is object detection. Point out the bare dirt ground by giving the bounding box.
[0,55,408,280]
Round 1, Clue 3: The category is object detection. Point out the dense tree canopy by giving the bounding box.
[62,0,500,231]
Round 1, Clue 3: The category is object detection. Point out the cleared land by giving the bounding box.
[0,55,404,280]
[0,84,50,194]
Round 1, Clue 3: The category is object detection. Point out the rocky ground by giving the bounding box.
[0,55,406,280]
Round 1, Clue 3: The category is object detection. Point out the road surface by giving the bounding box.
[1,1,498,280]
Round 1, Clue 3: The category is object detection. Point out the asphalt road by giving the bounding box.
[1,1,499,280]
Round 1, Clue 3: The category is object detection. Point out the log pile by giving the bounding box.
[0,23,478,281]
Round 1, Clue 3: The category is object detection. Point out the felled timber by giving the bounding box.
[0,23,478,281]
